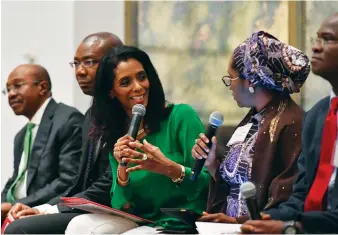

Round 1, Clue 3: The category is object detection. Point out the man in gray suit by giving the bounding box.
[1,64,83,222]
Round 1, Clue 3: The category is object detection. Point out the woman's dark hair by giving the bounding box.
[90,45,172,147]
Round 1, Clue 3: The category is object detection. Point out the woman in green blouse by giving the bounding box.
[66,46,209,234]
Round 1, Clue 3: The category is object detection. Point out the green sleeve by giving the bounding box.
[109,153,133,209]
[172,104,210,200]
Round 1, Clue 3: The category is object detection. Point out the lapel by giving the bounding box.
[331,171,338,209]
[250,96,288,180]
[14,126,26,172]
[93,134,102,164]
[310,98,330,180]
[26,98,57,189]
[84,109,103,166]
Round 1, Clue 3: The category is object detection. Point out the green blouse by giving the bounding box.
[109,104,210,228]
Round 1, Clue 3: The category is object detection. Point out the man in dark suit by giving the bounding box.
[1,64,84,223]
[3,32,123,234]
[240,13,338,234]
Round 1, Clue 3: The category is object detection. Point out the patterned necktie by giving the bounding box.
[6,122,35,203]
[304,97,338,211]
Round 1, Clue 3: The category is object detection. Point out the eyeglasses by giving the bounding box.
[2,80,41,95]
[222,75,239,87]
[69,59,99,69]
[310,37,338,47]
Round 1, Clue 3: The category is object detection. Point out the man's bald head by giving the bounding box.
[74,32,123,96]
[82,32,123,54]
[10,64,52,91]
[7,64,52,119]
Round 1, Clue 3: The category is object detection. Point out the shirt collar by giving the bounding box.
[331,90,337,101]
[30,97,52,125]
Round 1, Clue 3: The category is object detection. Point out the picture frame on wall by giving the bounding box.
[124,1,307,125]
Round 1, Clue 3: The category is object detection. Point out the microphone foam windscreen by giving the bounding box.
[132,104,146,116]
[240,181,256,199]
[209,111,224,127]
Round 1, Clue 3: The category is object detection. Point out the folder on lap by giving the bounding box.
[1,214,15,234]
[60,197,154,224]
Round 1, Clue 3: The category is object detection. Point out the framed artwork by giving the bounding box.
[125,1,303,125]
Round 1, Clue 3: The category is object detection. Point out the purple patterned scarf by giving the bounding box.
[233,31,310,94]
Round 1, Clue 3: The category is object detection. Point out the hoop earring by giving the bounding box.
[249,87,255,94]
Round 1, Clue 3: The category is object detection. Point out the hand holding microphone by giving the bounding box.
[240,182,262,220]
[113,104,146,166]
[191,111,224,181]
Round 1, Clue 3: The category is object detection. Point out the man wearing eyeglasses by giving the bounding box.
[1,64,84,224]
[3,32,123,234]
[240,13,338,234]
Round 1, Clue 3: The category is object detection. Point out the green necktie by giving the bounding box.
[6,123,35,203]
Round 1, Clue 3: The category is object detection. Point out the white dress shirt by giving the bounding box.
[14,97,52,199]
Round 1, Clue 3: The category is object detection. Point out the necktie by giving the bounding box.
[6,123,35,203]
[304,97,338,211]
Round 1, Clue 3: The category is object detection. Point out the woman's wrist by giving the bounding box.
[117,165,129,186]
[165,161,183,180]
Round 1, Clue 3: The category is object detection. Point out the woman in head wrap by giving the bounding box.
[192,31,310,223]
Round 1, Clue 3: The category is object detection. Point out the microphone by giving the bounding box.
[120,104,146,166]
[191,111,224,181]
[127,104,146,139]
[240,182,262,220]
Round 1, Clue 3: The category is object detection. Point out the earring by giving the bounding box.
[249,87,255,94]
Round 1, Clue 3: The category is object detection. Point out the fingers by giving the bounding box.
[16,208,40,219]
[192,148,203,160]
[199,133,209,144]
[209,136,218,155]
[198,213,219,222]
[260,212,271,220]
[211,136,217,145]
[116,135,134,143]
[240,224,255,234]
[10,203,28,219]
[196,135,210,153]
[126,165,143,173]
[121,148,143,159]
[128,141,143,150]
[142,139,159,154]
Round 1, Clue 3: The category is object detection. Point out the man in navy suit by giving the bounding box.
[1,64,83,222]
[241,13,338,234]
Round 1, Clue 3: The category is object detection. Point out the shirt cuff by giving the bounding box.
[34,204,60,214]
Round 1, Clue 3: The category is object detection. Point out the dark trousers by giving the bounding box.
[4,213,81,234]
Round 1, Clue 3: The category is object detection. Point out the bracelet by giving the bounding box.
[117,167,129,186]
[172,164,185,184]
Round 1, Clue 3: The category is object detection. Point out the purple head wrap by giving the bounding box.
[233,31,310,94]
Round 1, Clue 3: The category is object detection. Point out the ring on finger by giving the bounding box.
[142,153,148,161]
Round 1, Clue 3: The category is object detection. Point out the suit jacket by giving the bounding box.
[53,109,112,212]
[266,96,338,233]
[1,98,84,207]
[207,96,303,222]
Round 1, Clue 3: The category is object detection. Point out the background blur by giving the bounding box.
[1,1,337,188]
